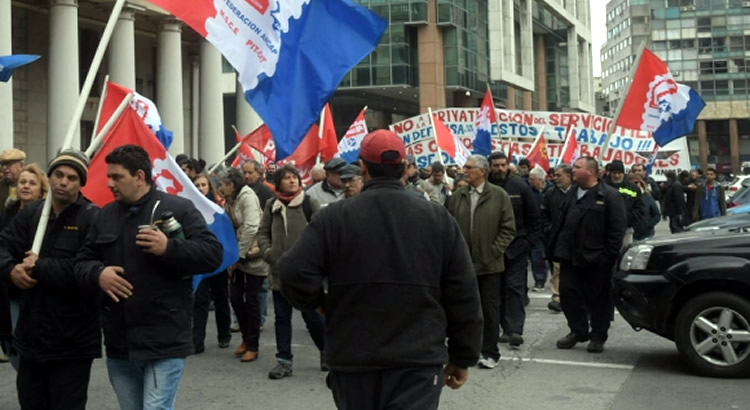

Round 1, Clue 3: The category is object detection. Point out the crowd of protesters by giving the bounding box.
[0,134,732,409]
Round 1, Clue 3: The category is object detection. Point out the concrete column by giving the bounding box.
[417,0,446,112]
[698,120,708,171]
[48,0,80,158]
[580,41,591,107]
[235,79,263,135]
[519,0,533,80]
[157,19,185,156]
[730,118,739,174]
[0,0,12,149]
[108,7,136,89]
[567,27,580,109]
[534,34,547,110]
[199,41,225,165]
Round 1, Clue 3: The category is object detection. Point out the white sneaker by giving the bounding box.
[477,356,498,369]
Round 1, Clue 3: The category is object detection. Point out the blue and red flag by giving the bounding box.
[146,0,387,161]
[472,87,496,156]
[616,49,705,147]
[337,107,368,164]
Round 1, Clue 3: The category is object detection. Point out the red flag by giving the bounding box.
[561,125,580,165]
[278,125,320,186]
[432,114,470,167]
[526,134,550,172]
[82,102,172,206]
[231,125,274,168]
[318,104,338,162]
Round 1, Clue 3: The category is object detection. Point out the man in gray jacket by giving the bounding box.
[446,154,516,369]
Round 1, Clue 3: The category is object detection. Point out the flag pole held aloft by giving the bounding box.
[85,93,134,158]
[599,41,648,162]
[90,74,110,144]
[32,0,128,255]
[209,124,246,174]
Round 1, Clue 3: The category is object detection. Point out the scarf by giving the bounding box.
[275,187,302,204]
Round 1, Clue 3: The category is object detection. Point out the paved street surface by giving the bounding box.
[1,223,748,409]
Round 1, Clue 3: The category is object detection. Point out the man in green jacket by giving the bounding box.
[446,154,516,369]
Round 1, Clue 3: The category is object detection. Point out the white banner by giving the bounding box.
[390,108,691,180]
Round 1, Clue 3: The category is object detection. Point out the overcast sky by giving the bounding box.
[591,1,606,77]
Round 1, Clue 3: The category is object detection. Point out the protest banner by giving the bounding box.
[390,108,691,180]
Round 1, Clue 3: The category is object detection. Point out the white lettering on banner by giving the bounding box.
[391,108,691,180]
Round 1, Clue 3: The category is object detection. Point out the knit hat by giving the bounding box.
[609,160,625,174]
[48,149,90,186]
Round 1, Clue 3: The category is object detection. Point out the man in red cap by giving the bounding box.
[279,130,482,410]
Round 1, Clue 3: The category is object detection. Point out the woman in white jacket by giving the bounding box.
[216,168,266,363]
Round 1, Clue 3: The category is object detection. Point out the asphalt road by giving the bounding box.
[1,222,748,409]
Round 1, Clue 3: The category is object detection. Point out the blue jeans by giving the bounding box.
[273,291,325,364]
[107,357,186,410]
[259,278,268,326]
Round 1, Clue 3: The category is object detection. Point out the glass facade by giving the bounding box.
[338,0,426,87]
[440,0,491,91]
[532,2,571,111]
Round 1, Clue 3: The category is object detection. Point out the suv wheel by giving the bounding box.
[675,292,750,378]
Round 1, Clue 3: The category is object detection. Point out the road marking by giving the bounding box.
[499,356,635,370]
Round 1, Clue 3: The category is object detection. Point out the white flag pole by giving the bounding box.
[84,93,134,158]
[315,107,325,165]
[599,41,648,162]
[209,125,245,174]
[31,0,128,255]
[90,74,110,143]
[427,108,445,165]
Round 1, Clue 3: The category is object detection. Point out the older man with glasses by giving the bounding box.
[0,148,26,210]
[446,155,516,369]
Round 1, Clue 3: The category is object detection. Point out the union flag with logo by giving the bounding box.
[616,48,705,147]
[82,82,239,289]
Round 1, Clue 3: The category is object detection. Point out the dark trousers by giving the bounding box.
[272,290,325,362]
[559,262,614,342]
[530,239,549,286]
[230,273,265,350]
[500,252,528,335]
[327,366,443,410]
[669,216,684,233]
[0,280,11,351]
[193,271,232,349]
[17,357,94,410]
[477,273,501,361]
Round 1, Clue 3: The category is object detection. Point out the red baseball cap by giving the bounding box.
[359,130,406,165]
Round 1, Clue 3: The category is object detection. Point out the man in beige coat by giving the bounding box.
[446,154,515,370]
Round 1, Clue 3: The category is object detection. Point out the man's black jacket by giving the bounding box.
[548,181,627,268]
[0,197,100,362]
[75,188,223,361]
[278,178,483,371]
[488,172,542,259]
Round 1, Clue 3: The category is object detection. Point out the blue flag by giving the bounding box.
[147,0,387,161]
[0,54,40,82]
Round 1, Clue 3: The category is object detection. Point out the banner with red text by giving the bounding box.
[390,108,691,180]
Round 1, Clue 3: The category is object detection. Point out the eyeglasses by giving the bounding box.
[463,165,476,170]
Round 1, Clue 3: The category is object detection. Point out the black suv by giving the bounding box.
[613,229,750,378]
